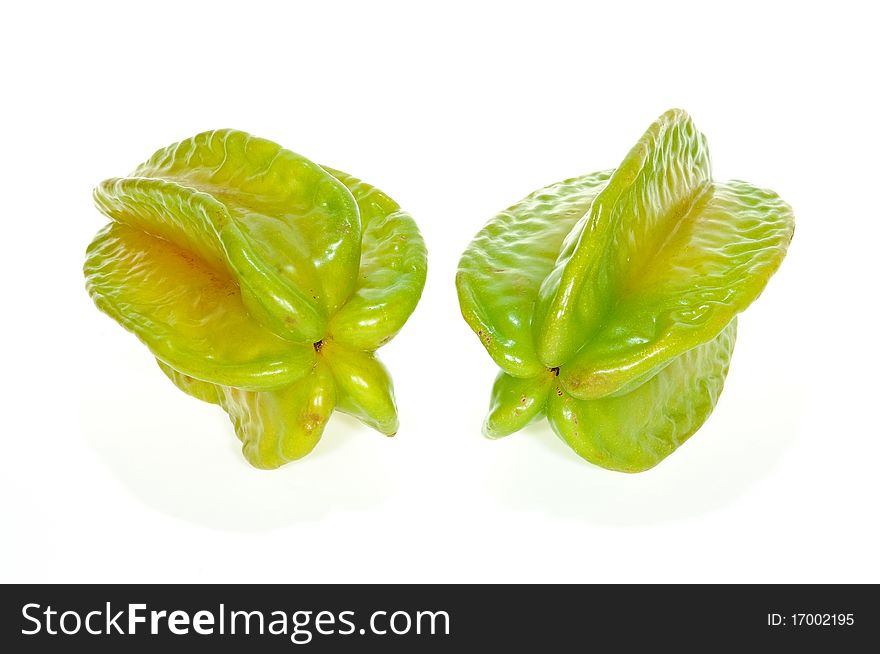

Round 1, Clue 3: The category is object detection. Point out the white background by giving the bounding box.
[2,1,877,583]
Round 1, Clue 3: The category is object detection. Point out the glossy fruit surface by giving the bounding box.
[457,109,794,472]
[86,130,427,468]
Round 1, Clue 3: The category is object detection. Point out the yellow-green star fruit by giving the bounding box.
[85,130,427,468]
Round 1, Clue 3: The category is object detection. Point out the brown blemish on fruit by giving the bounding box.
[302,413,324,435]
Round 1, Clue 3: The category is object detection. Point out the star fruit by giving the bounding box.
[85,130,427,468]
[457,110,794,472]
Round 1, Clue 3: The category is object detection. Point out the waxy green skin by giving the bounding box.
[85,130,427,469]
[457,110,794,472]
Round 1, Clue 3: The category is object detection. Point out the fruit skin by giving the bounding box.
[85,129,427,468]
[457,110,794,472]
[547,320,737,473]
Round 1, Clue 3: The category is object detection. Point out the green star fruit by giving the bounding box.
[457,109,793,472]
